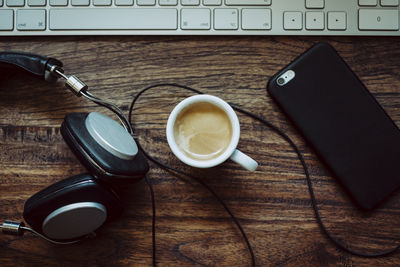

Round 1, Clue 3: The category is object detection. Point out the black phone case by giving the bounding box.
[267,42,400,210]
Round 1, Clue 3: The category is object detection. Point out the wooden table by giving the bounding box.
[0,36,399,266]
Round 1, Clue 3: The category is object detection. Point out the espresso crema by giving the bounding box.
[173,102,232,161]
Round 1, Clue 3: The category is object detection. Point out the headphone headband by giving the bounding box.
[0,51,63,82]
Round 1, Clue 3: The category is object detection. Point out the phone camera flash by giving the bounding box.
[277,70,295,86]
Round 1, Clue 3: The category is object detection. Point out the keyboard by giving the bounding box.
[1,0,399,36]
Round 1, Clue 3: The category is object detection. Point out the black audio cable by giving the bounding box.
[144,175,156,267]
[129,83,400,266]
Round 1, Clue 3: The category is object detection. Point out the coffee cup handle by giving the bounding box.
[230,149,258,172]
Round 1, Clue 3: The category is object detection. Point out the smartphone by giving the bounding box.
[267,42,400,210]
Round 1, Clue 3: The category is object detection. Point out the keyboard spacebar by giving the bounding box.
[50,8,178,30]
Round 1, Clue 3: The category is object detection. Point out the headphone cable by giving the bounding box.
[81,90,133,134]
[0,221,91,245]
[144,175,157,267]
[129,83,255,266]
[129,83,400,266]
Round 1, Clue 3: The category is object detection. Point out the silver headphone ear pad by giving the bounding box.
[61,112,149,183]
[23,173,123,241]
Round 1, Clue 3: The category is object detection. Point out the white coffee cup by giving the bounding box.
[166,95,258,172]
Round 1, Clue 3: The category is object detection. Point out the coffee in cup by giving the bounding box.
[166,95,258,172]
[174,101,232,161]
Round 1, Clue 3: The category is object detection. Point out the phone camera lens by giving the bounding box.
[277,77,285,86]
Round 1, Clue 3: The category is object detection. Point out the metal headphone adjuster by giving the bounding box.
[48,64,88,96]
[46,64,133,134]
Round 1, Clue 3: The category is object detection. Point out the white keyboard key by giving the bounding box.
[181,8,210,29]
[203,0,220,5]
[50,0,67,5]
[225,0,271,5]
[381,0,399,6]
[94,0,111,5]
[7,0,24,6]
[0,0,3,6]
[328,12,346,30]
[306,0,324,9]
[242,8,271,30]
[358,0,377,6]
[115,0,132,5]
[50,9,178,30]
[306,11,324,30]
[359,9,399,30]
[72,0,89,5]
[284,11,302,30]
[0,10,13,30]
[214,8,238,30]
[160,0,177,5]
[17,9,45,30]
[28,0,45,5]
[138,0,155,5]
[181,0,199,5]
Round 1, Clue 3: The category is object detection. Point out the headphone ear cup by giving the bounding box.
[61,112,149,183]
[23,174,123,241]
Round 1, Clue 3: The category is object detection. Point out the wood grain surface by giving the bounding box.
[0,36,399,266]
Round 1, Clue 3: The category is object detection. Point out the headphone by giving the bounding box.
[0,52,149,243]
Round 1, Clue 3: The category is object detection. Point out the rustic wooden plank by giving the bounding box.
[0,36,399,266]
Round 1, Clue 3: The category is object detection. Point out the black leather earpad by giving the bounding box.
[23,173,123,241]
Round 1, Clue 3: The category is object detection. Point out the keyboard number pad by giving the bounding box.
[284,12,302,30]
[306,11,324,30]
[241,9,271,30]
[214,9,238,30]
[181,9,210,29]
